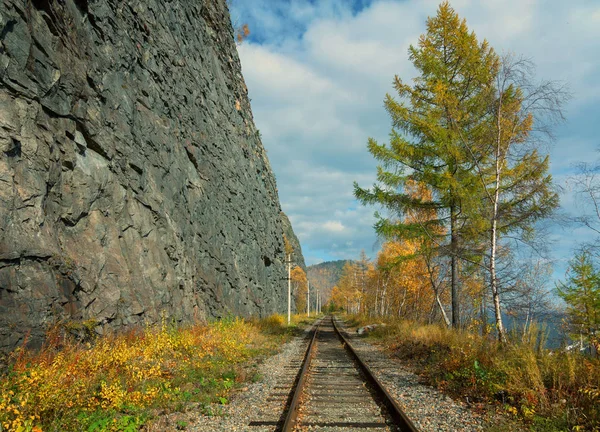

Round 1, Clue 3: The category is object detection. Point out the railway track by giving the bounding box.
[280,316,418,432]
[246,316,417,431]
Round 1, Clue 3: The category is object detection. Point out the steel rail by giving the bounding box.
[281,318,320,432]
[332,316,420,432]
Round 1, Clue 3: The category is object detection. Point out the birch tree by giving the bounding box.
[470,55,565,342]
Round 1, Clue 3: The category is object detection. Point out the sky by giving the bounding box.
[228,0,600,281]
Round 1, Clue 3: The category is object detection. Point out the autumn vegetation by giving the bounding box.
[0,314,310,432]
[2,2,599,432]
[344,314,600,431]
[337,1,600,430]
[353,1,567,342]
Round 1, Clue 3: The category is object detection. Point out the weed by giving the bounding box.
[347,314,600,431]
[0,314,298,431]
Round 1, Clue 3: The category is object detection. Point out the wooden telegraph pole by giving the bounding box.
[307,280,310,317]
[316,288,320,314]
[320,290,322,313]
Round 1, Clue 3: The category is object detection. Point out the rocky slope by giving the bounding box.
[0,0,301,350]
[280,211,305,271]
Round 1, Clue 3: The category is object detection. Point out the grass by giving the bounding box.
[0,313,317,432]
[345,314,600,432]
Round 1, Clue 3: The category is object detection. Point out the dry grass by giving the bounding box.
[0,314,314,432]
[346,314,600,431]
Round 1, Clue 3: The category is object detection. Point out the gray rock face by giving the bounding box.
[280,211,305,272]
[0,0,301,350]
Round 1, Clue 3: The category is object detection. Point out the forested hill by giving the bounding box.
[307,260,351,298]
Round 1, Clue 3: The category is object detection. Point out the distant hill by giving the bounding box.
[307,260,352,300]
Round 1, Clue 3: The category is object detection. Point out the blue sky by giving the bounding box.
[229,0,600,282]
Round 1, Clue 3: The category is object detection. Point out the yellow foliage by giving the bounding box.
[260,313,285,329]
[291,266,308,313]
[349,313,600,430]
[0,316,284,431]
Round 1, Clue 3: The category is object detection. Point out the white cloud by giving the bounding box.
[239,44,338,101]
[323,221,346,232]
[232,0,600,268]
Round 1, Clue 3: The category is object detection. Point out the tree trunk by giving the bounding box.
[381,278,388,317]
[490,215,506,342]
[450,205,460,328]
[398,286,407,317]
[374,277,380,317]
[425,258,450,327]
[436,292,451,327]
[491,118,507,343]
[481,293,488,336]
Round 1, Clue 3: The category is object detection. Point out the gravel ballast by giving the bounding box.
[337,319,487,432]
[188,327,313,432]
[157,317,496,431]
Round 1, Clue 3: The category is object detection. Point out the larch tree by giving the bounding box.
[283,234,294,258]
[334,260,372,315]
[329,285,344,311]
[354,1,497,327]
[405,180,450,325]
[372,180,448,323]
[557,251,600,353]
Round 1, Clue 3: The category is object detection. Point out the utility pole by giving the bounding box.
[316,288,320,314]
[287,254,291,325]
[307,280,310,317]
[320,291,323,313]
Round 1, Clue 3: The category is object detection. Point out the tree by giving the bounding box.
[236,23,250,44]
[506,259,554,339]
[471,55,564,342]
[368,180,449,323]
[375,239,433,321]
[356,251,370,314]
[226,0,251,44]
[571,162,600,252]
[329,285,345,311]
[354,1,497,327]
[283,234,294,257]
[557,251,600,353]
[337,261,365,314]
[291,266,308,314]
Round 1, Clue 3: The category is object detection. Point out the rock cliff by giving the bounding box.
[0,0,300,350]
[280,211,305,272]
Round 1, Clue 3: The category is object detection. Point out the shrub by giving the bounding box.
[0,314,294,431]
[348,314,600,430]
